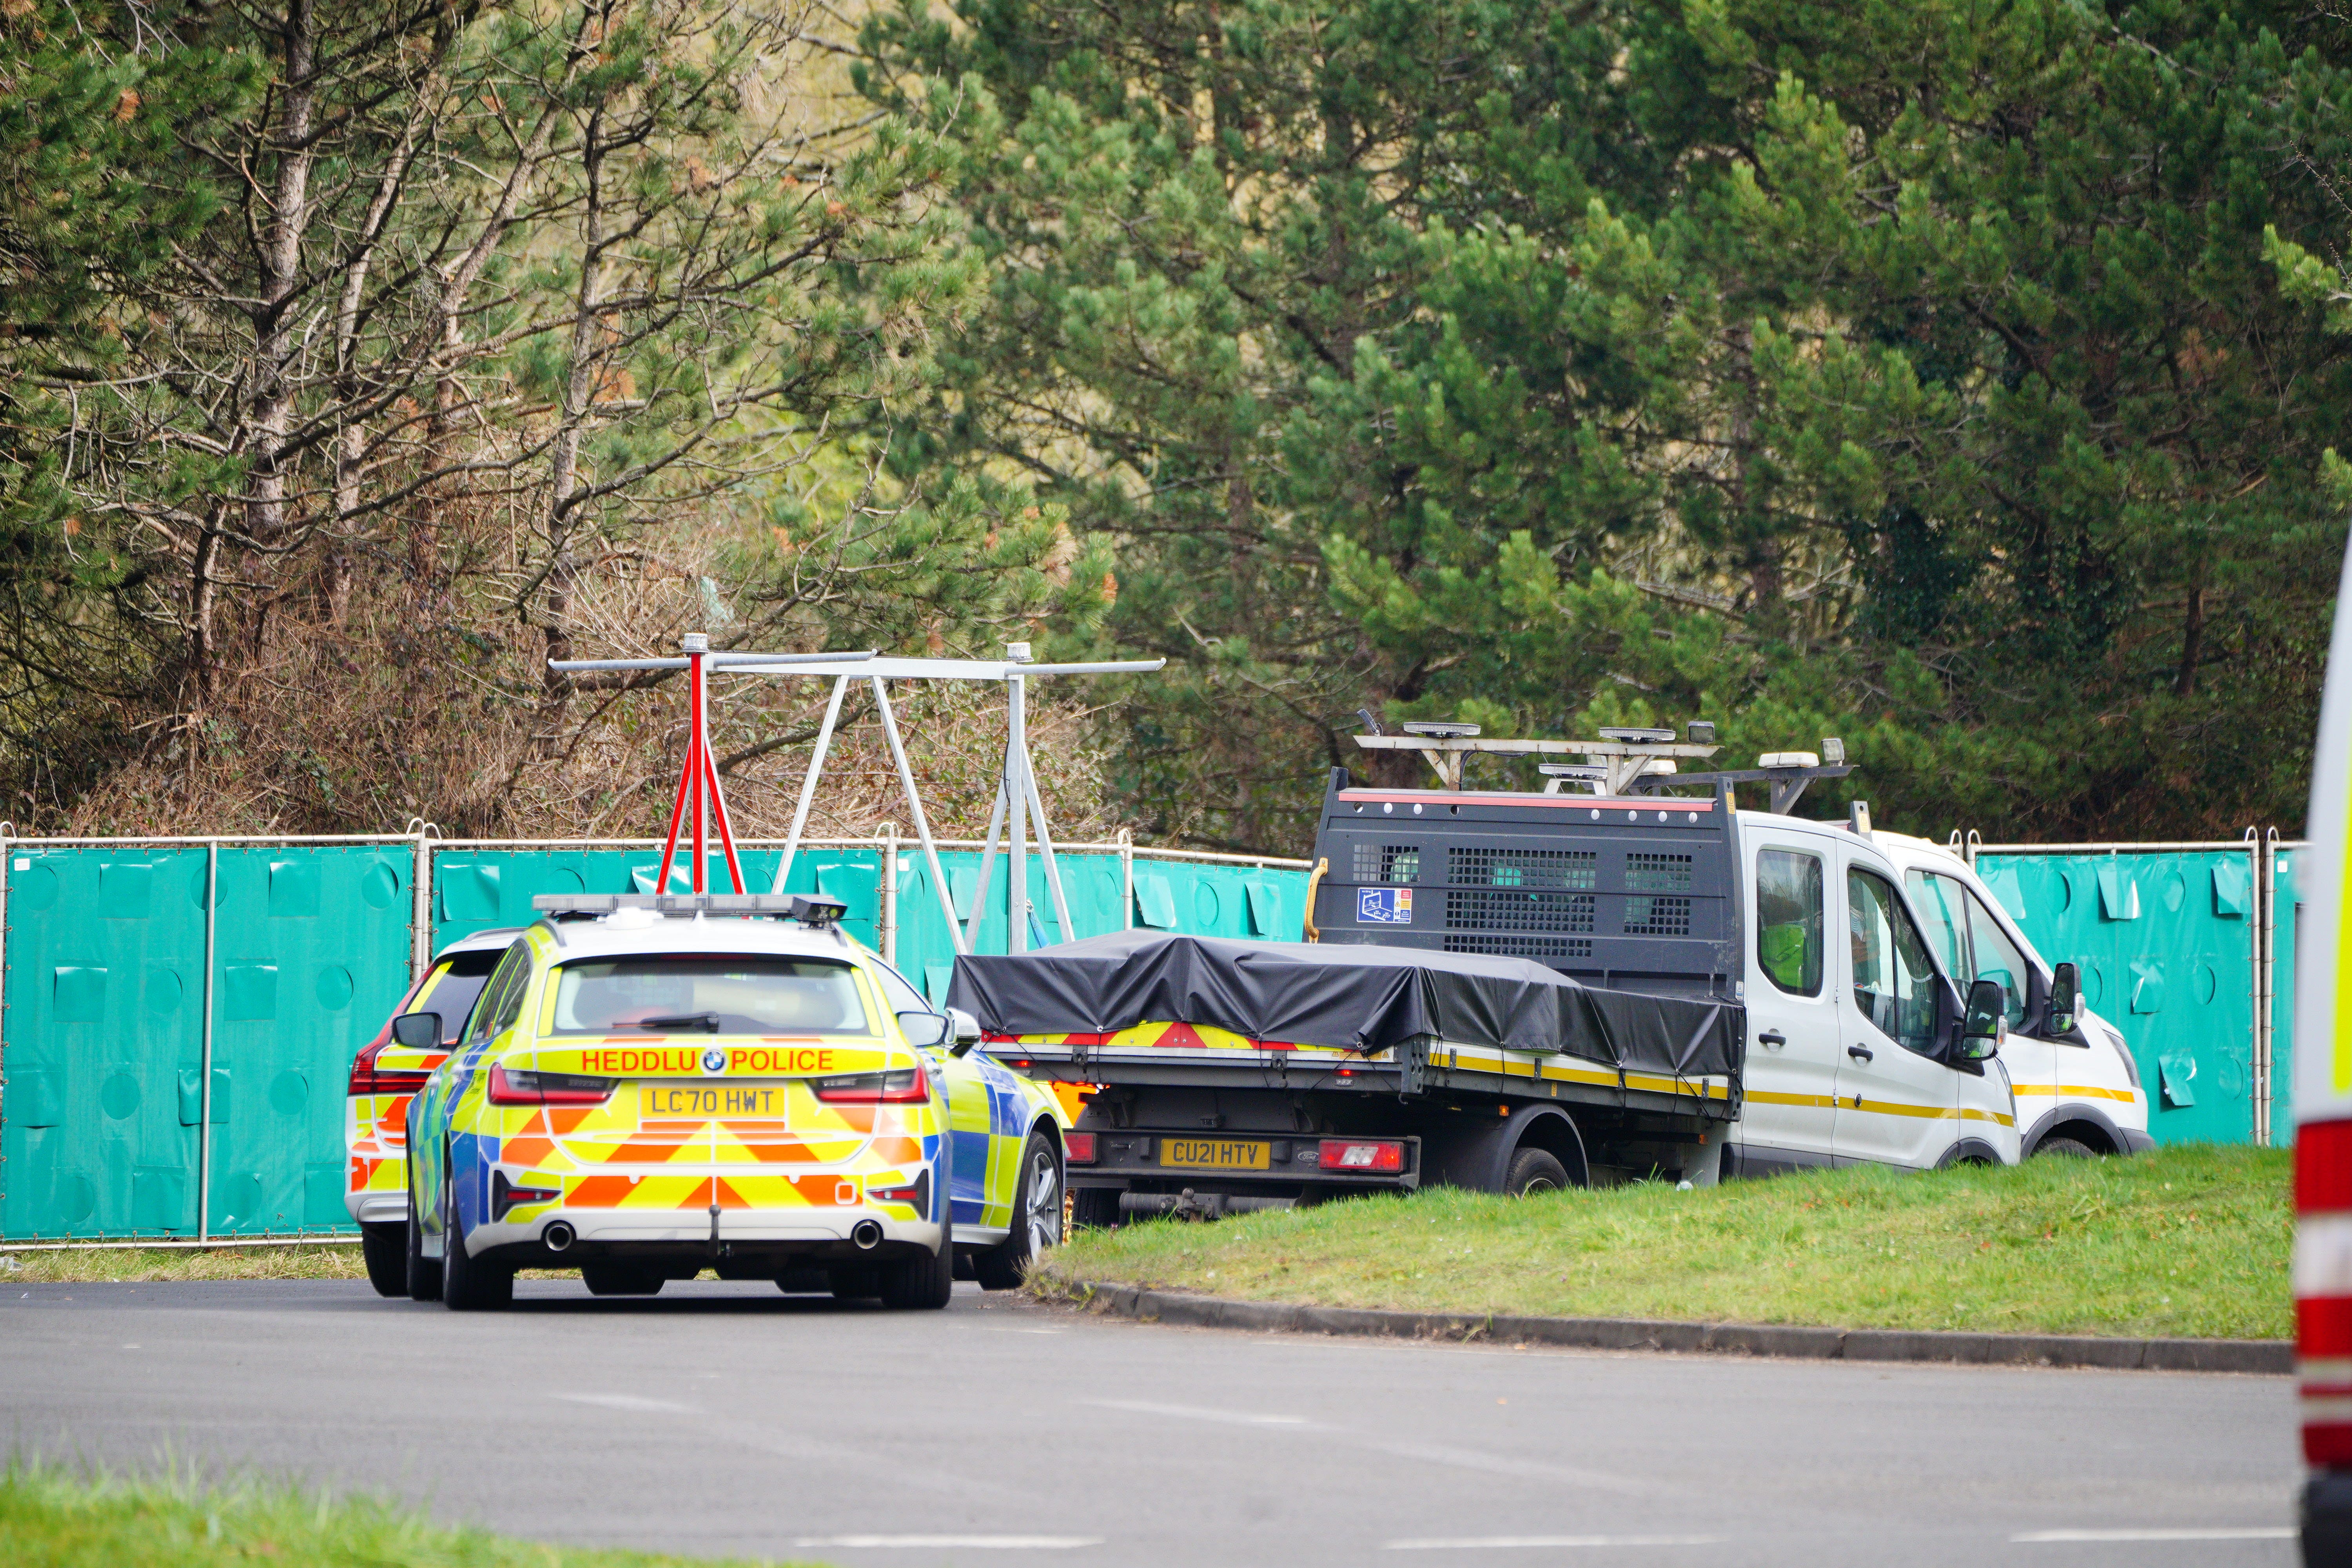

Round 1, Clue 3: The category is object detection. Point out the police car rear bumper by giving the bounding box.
[465,1205,947,1256]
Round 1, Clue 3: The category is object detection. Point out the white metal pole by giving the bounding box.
[771,675,850,895]
[1018,740,1075,943]
[198,840,218,1243]
[2258,828,2276,1147]
[1009,671,1029,954]
[965,779,1008,955]
[1120,828,1134,931]
[870,677,967,955]
[0,823,11,1083]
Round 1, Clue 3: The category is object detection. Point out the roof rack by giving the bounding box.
[1352,723,1853,811]
[531,892,848,926]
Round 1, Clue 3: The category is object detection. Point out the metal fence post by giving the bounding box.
[2259,826,2280,1147]
[880,822,900,965]
[2246,828,2265,1147]
[1119,828,1134,930]
[198,839,218,1243]
[408,818,437,983]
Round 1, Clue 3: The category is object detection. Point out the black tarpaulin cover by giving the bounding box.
[946,931,1743,1078]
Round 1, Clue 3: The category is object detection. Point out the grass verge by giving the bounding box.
[4,1462,828,1568]
[0,1245,369,1285]
[1033,1144,2290,1340]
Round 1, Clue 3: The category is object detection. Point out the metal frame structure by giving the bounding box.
[710,644,1165,956]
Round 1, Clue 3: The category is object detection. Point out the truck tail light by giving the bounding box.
[1318,1138,1404,1172]
[347,1042,433,1096]
[812,1063,929,1103]
[1064,1131,1098,1165]
[2300,1119,2352,1463]
[487,1065,615,1106]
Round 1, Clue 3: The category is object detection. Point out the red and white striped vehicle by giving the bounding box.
[2299,543,2352,1564]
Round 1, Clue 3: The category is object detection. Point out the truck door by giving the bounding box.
[1735,837,1840,1172]
[1908,867,2047,1141]
[1834,858,1960,1169]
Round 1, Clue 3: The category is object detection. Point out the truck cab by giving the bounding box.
[1875,833,2151,1160]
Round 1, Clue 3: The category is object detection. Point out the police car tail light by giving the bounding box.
[2301,1118,2352,1463]
[491,1170,562,1220]
[811,1063,929,1103]
[347,1042,432,1097]
[1318,1138,1404,1172]
[1063,1131,1098,1165]
[487,1065,616,1106]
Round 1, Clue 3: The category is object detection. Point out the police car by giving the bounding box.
[345,926,518,1296]
[396,893,1070,1310]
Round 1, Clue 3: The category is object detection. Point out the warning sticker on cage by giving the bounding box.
[1357,887,1413,925]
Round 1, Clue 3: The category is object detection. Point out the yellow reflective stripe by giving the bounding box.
[2056,1083,2138,1103]
[1743,1089,1840,1109]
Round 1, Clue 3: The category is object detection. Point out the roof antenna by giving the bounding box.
[1356,707,1385,737]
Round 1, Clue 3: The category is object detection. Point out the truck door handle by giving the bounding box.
[1759,1030,1786,1048]
[1847,1045,1875,1062]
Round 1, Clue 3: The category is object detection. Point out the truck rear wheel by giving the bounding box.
[581,1265,664,1296]
[1506,1149,1570,1196]
[1071,1188,1121,1229]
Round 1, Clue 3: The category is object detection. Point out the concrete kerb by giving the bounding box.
[1042,1279,2293,1375]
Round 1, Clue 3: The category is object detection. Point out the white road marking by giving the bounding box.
[797,1535,1102,1549]
[1385,1537,1723,1551]
[2013,1528,2294,1543]
[1085,1397,1307,1426]
[552,1393,695,1414]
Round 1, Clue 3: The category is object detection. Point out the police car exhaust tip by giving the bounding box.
[543,1221,576,1252]
[851,1220,884,1250]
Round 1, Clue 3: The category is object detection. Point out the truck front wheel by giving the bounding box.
[1506,1149,1570,1196]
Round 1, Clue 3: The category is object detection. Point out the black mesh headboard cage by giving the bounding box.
[1310,769,1745,1002]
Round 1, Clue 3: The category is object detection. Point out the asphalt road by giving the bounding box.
[0,1277,2301,1568]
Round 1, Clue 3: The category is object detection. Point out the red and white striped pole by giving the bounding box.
[653,632,747,896]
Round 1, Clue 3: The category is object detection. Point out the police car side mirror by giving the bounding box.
[391,1012,441,1049]
[1956,979,2006,1063]
[947,1007,984,1055]
[897,1010,951,1049]
[2047,961,2079,1036]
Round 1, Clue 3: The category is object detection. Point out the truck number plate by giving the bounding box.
[1159,1138,1270,1171]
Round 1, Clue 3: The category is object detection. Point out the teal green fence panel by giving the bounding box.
[428,846,1308,1011]
[429,848,887,955]
[203,848,414,1235]
[1983,849,2261,1145]
[2,847,210,1238]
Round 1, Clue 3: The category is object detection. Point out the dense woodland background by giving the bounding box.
[5,0,2352,854]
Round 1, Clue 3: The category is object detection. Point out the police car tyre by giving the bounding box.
[405,1174,442,1301]
[581,1264,664,1296]
[439,1145,514,1311]
[360,1222,407,1298]
[1071,1188,1121,1229]
[880,1217,955,1310]
[1506,1148,1571,1196]
[975,1131,1061,1291]
[2035,1136,2097,1159]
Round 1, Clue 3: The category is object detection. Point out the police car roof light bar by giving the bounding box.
[528,891,848,925]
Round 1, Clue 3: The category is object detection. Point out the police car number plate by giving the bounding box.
[639,1082,789,1123]
[1158,1138,1270,1171]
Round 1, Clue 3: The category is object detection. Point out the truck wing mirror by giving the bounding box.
[2047,961,2079,1036]
[391,1011,442,1049]
[1956,980,2006,1063]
